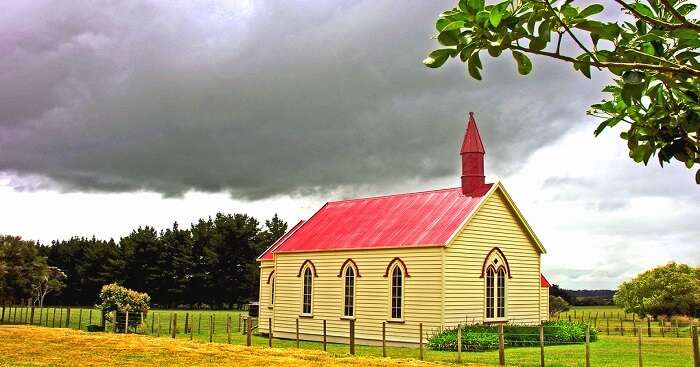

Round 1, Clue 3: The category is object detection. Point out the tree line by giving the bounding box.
[0,212,287,308]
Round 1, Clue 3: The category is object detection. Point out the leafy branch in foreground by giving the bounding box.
[424,0,700,183]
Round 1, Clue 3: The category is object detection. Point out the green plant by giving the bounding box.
[427,321,598,351]
[424,0,700,183]
[96,283,150,332]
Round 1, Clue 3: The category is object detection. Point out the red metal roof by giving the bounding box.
[258,220,305,261]
[258,184,492,259]
[540,274,551,288]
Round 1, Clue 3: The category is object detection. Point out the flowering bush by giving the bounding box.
[97,283,150,332]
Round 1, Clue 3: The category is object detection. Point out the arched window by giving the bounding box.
[302,267,313,315]
[483,248,509,321]
[343,266,355,317]
[390,265,403,320]
[271,277,275,305]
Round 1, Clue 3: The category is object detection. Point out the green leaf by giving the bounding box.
[441,21,465,32]
[678,3,697,16]
[578,4,604,18]
[489,7,504,27]
[487,45,502,57]
[436,18,451,32]
[423,49,454,68]
[622,70,645,85]
[476,10,490,25]
[511,50,532,75]
[561,4,578,19]
[529,38,547,51]
[577,55,591,79]
[594,116,622,136]
[621,83,644,106]
[538,20,551,42]
[468,0,485,11]
[632,3,654,17]
[576,20,604,34]
[468,57,482,80]
[672,28,699,40]
[438,31,460,46]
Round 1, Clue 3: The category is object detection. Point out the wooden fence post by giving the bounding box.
[212,314,216,335]
[676,320,680,338]
[268,318,273,347]
[38,307,43,326]
[30,307,35,325]
[585,326,591,367]
[189,318,194,340]
[151,312,154,334]
[419,322,424,361]
[606,317,610,335]
[171,313,177,338]
[238,314,241,333]
[51,308,56,327]
[633,319,637,336]
[692,325,699,367]
[77,309,82,330]
[185,313,189,334]
[539,324,545,367]
[349,319,356,355]
[457,324,462,364]
[296,318,300,348]
[647,317,651,337]
[227,315,232,344]
[125,311,129,334]
[0,303,4,322]
[498,323,505,366]
[59,308,63,328]
[638,326,643,367]
[323,319,327,351]
[210,315,214,343]
[66,307,71,328]
[246,317,252,346]
[198,314,202,334]
[382,322,387,357]
[661,319,665,338]
[621,319,624,336]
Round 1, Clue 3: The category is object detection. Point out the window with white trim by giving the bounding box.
[302,267,313,315]
[343,266,355,317]
[390,265,403,319]
[484,250,508,321]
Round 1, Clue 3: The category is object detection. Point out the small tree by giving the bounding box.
[614,262,700,318]
[97,283,150,332]
[549,295,571,316]
[32,266,66,307]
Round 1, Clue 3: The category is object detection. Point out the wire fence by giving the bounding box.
[1,304,699,367]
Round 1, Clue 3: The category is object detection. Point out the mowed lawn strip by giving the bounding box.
[0,325,452,367]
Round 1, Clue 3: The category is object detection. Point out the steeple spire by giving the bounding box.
[460,112,485,194]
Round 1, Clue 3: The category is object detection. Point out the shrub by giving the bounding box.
[96,283,150,332]
[427,321,597,352]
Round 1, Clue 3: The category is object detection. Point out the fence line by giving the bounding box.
[1,304,699,367]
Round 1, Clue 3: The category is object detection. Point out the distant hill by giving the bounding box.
[549,284,616,306]
[565,289,616,306]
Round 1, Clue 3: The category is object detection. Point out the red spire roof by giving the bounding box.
[540,274,551,288]
[461,112,485,154]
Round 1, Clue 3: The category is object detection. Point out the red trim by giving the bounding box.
[480,247,512,279]
[337,259,361,277]
[383,257,410,278]
[297,260,318,277]
[266,270,275,284]
[540,274,551,287]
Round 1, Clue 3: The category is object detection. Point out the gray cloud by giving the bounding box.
[0,0,606,199]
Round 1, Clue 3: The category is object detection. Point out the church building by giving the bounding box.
[257,113,550,345]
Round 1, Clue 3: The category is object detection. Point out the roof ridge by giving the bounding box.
[327,187,462,204]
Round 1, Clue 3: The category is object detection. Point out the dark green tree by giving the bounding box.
[0,235,48,303]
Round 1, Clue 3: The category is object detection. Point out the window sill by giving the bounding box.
[484,318,508,324]
[340,316,355,321]
[299,314,314,319]
[386,319,405,324]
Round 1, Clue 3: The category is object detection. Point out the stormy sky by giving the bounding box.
[1,0,698,289]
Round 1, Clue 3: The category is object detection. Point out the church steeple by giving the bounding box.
[460,112,485,195]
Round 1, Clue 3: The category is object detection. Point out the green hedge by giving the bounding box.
[427,321,598,352]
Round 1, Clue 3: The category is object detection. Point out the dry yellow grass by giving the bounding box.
[0,325,457,367]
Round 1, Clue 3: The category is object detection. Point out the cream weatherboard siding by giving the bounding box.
[443,186,544,326]
[259,261,274,333]
[259,247,443,345]
[540,285,549,321]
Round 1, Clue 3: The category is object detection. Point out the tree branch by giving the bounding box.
[511,45,700,77]
[658,0,700,31]
[541,0,601,67]
[613,0,700,31]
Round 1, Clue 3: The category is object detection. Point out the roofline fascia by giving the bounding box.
[256,219,307,261]
[496,181,547,254]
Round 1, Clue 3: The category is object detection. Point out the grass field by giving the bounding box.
[1,305,697,366]
[557,306,697,338]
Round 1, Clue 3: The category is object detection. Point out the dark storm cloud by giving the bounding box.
[0,0,604,199]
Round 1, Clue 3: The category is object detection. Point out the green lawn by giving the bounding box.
[556,306,696,338]
[1,305,697,366]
